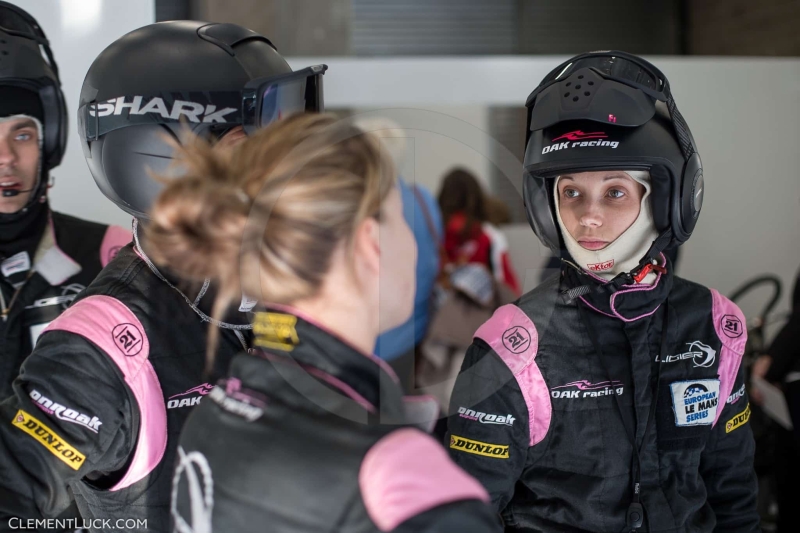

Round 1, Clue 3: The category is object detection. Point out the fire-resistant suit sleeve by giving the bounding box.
[699,365,760,533]
[0,330,136,529]
[445,340,529,514]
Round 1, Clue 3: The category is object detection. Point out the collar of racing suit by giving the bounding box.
[244,307,417,424]
[131,218,252,331]
[561,253,673,322]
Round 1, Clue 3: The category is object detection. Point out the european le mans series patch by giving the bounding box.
[449,435,509,459]
[670,379,720,427]
[12,410,86,470]
[726,403,751,433]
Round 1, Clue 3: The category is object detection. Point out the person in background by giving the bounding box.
[0,1,130,398]
[752,268,800,533]
[438,168,520,295]
[484,194,512,226]
[360,118,444,391]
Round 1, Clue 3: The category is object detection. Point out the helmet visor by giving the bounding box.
[242,64,327,134]
[79,64,327,140]
[526,51,667,107]
[0,4,41,39]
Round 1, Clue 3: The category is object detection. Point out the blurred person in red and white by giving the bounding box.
[437,168,520,295]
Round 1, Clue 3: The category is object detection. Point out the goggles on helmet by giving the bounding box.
[79,64,327,140]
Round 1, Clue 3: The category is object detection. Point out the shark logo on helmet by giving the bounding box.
[89,96,237,124]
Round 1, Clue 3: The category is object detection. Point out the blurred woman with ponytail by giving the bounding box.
[146,114,499,533]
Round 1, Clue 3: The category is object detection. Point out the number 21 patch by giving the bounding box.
[670,379,720,427]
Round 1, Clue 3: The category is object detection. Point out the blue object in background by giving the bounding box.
[375,180,443,360]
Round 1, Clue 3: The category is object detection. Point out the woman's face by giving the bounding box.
[557,171,646,250]
[377,186,417,333]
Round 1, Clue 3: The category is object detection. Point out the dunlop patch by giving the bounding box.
[449,434,509,459]
[12,410,85,470]
[725,403,751,434]
[253,312,299,351]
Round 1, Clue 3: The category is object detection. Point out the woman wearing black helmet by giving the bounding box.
[447,51,759,532]
[0,21,325,532]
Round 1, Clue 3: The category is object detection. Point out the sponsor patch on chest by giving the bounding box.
[449,435,509,459]
[1,251,30,277]
[670,379,720,427]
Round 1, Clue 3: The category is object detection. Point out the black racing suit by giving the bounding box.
[447,260,760,532]
[0,211,131,397]
[764,270,800,533]
[0,233,251,532]
[172,309,501,533]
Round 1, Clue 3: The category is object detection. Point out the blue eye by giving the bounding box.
[563,188,579,198]
[15,133,32,142]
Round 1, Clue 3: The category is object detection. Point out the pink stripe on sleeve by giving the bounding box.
[43,295,167,490]
[710,289,748,427]
[474,304,551,446]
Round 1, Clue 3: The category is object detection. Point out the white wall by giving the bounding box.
[8,0,154,228]
[291,56,800,325]
[349,106,493,194]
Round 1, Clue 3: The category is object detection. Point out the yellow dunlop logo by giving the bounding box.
[12,410,85,470]
[253,312,300,352]
[725,403,751,434]
[449,434,509,459]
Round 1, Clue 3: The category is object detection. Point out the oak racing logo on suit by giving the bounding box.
[168,383,214,409]
[550,379,624,399]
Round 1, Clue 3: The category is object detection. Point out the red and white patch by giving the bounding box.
[588,259,614,272]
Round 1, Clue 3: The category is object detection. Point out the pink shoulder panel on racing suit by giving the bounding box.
[710,288,748,427]
[100,225,132,267]
[474,304,551,446]
[43,295,167,490]
[359,427,489,531]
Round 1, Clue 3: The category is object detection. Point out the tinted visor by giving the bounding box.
[242,64,327,134]
[79,64,327,140]
[527,51,667,106]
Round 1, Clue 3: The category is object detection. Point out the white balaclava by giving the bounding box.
[554,170,659,283]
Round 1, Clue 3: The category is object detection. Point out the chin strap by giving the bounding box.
[561,229,673,303]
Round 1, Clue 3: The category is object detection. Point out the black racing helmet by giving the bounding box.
[523,51,703,259]
[78,21,327,219]
[0,1,67,208]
